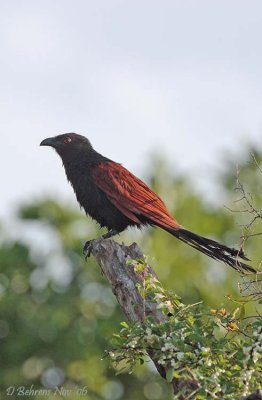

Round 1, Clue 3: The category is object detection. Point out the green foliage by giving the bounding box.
[107,268,261,398]
[0,202,173,400]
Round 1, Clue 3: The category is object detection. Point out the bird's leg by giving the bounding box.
[101,229,119,240]
[83,229,119,259]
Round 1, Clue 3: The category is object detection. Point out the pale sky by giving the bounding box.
[1,0,262,219]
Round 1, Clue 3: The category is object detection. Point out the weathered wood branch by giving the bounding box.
[89,238,198,399]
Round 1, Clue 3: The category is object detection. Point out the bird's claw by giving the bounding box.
[83,240,93,260]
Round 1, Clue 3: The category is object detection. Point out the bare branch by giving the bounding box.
[225,162,262,299]
[251,152,262,175]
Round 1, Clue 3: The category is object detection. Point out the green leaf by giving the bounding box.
[166,367,174,383]
[120,321,129,328]
[240,305,245,320]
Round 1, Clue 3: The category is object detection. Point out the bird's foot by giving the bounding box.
[83,240,94,260]
[83,230,119,261]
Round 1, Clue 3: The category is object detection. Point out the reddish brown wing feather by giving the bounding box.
[91,162,181,230]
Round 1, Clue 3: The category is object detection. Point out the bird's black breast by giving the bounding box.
[63,161,133,232]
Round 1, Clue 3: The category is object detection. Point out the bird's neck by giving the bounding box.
[60,149,110,186]
[59,147,106,166]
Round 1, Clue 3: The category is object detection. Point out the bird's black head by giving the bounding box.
[40,133,94,160]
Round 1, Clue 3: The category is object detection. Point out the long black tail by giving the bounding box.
[168,228,256,274]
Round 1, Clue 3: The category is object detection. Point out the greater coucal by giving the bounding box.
[40,133,256,274]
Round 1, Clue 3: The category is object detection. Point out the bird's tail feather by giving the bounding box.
[167,227,256,274]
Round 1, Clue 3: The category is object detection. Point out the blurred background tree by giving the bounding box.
[0,148,261,400]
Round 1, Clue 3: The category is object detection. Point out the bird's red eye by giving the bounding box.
[64,137,72,144]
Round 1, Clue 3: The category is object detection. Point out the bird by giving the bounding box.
[40,132,256,274]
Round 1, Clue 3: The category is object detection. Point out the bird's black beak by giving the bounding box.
[40,137,56,147]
